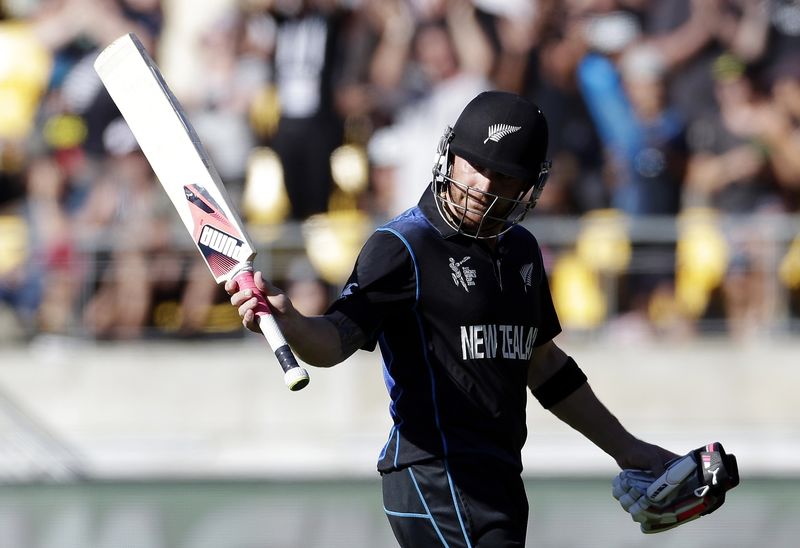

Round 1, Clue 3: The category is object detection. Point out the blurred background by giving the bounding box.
[1,0,799,546]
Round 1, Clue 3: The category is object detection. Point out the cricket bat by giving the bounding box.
[94,33,309,391]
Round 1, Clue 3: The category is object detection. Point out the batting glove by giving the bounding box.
[612,442,739,533]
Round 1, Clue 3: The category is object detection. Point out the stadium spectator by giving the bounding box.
[260,0,353,220]
[683,55,784,213]
[482,0,606,215]
[572,5,693,339]
[186,10,263,189]
[724,57,800,209]
[75,148,172,339]
[365,1,494,217]
[2,0,800,341]
[0,154,73,337]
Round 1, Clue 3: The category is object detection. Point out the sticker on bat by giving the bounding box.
[184,184,226,216]
[198,225,244,259]
[184,183,246,276]
[184,186,215,213]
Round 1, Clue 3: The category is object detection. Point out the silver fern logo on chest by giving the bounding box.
[450,256,477,292]
[484,124,522,144]
[520,263,533,292]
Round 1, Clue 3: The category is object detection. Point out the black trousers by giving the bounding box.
[381,457,529,547]
[271,115,341,220]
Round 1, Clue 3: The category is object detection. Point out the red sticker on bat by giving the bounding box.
[184,184,245,277]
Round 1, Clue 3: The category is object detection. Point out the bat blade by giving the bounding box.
[94,33,309,391]
[93,33,252,284]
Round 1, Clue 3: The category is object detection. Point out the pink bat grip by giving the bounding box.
[234,270,272,317]
[233,270,310,391]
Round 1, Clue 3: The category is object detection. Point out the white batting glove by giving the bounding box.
[612,442,739,534]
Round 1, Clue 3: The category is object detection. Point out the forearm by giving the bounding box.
[446,3,493,77]
[761,130,800,188]
[368,4,413,90]
[530,346,635,461]
[648,10,713,70]
[548,383,638,463]
[278,310,365,368]
[278,314,348,368]
[529,347,676,472]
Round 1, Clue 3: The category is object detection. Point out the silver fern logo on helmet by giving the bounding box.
[483,124,521,144]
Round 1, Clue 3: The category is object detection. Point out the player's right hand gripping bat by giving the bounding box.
[612,442,739,533]
[94,33,310,391]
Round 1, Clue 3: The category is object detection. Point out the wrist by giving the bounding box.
[607,433,644,465]
[276,307,302,344]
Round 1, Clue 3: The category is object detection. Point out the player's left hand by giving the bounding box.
[612,442,740,534]
[614,439,679,476]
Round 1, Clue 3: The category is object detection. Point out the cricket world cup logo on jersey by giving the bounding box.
[460,325,537,361]
[450,256,477,292]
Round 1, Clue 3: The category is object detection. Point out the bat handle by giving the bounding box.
[233,270,310,391]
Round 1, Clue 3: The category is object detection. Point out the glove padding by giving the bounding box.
[612,442,739,534]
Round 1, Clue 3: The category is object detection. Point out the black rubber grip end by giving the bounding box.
[274,344,299,373]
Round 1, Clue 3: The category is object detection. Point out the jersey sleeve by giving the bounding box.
[326,229,416,351]
[535,266,562,346]
[533,241,562,347]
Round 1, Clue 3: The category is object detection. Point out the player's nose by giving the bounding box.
[471,170,495,193]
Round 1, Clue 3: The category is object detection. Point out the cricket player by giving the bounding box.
[227,91,677,547]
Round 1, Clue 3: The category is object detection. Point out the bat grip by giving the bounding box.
[233,270,310,391]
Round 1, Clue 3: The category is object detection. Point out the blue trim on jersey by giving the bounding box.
[409,468,449,547]
[378,222,470,473]
[376,226,426,468]
[403,242,449,458]
[383,507,430,519]
[381,336,396,392]
[379,425,396,461]
[376,227,420,302]
[378,227,450,457]
[379,223,469,544]
[379,334,401,423]
[393,428,401,468]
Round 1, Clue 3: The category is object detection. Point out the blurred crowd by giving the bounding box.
[1,0,800,344]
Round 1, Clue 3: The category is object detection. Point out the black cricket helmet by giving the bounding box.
[431,91,551,238]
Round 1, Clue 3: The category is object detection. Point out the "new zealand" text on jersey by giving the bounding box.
[460,325,537,361]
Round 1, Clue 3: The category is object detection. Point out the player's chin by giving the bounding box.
[455,211,484,230]
[461,216,505,237]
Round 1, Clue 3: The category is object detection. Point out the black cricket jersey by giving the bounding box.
[327,190,562,473]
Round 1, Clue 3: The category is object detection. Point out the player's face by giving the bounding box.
[445,155,531,235]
